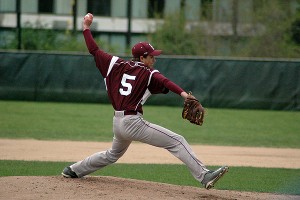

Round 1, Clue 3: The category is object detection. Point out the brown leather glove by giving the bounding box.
[182,92,205,126]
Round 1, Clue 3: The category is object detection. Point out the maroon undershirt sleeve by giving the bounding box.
[83,29,99,56]
[152,73,184,96]
[164,79,184,95]
[83,29,113,77]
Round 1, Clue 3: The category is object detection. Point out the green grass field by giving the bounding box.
[0,100,299,195]
[0,100,299,148]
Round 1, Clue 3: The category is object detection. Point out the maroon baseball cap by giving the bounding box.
[132,42,162,58]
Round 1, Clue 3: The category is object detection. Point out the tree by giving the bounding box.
[238,0,300,58]
[149,0,300,58]
[148,11,200,55]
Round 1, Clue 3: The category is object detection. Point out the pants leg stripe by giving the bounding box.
[141,119,206,171]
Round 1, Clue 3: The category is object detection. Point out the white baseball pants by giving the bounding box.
[70,112,209,183]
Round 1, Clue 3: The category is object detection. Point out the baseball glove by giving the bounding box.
[182,92,205,126]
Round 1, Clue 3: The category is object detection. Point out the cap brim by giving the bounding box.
[149,50,162,56]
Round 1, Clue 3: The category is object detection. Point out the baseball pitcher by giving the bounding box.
[62,13,228,190]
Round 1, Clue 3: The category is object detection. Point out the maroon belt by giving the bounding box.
[123,110,138,115]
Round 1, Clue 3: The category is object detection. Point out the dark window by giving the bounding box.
[201,0,213,20]
[148,0,165,18]
[38,0,54,13]
[291,19,300,45]
[87,0,111,16]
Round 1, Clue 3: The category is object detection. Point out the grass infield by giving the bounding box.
[0,100,299,148]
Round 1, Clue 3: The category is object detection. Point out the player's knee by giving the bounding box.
[169,134,187,148]
[106,151,123,163]
[177,135,186,143]
[106,155,118,164]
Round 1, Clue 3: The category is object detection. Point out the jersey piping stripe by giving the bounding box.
[140,89,151,105]
[141,118,207,172]
[106,56,119,77]
[104,56,119,90]
[140,70,159,105]
[148,70,159,86]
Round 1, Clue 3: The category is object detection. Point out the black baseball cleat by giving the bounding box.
[61,167,78,178]
[201,166,229,190]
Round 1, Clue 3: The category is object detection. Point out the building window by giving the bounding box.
[201,0,213,20]
[148,0,165,18]
[38,0,54,14]
[87,0,111,16]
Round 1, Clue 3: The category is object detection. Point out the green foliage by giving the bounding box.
[55,30,87,52]
[239,1,300,58]
[2,1,299,57]
[0,101,299,148]
[21,22,57,50]
[1,160,299,195]
[291,18,300,45]
[149,11,200,55]
[6,21,84,51]
[2,21,116,53]
[149,0,300,58]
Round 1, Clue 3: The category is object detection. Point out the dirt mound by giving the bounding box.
[0,176,298,200]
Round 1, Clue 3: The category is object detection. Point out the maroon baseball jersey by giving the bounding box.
[83,29,184,113]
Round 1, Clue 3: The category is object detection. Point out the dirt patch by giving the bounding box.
[1,139,300,168]
[1,139,299,200]
[0,176,298,200]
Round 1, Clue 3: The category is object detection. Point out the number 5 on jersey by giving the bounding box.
[119,74,136,96]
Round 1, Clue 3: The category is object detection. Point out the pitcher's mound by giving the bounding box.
[0,176,297,200]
